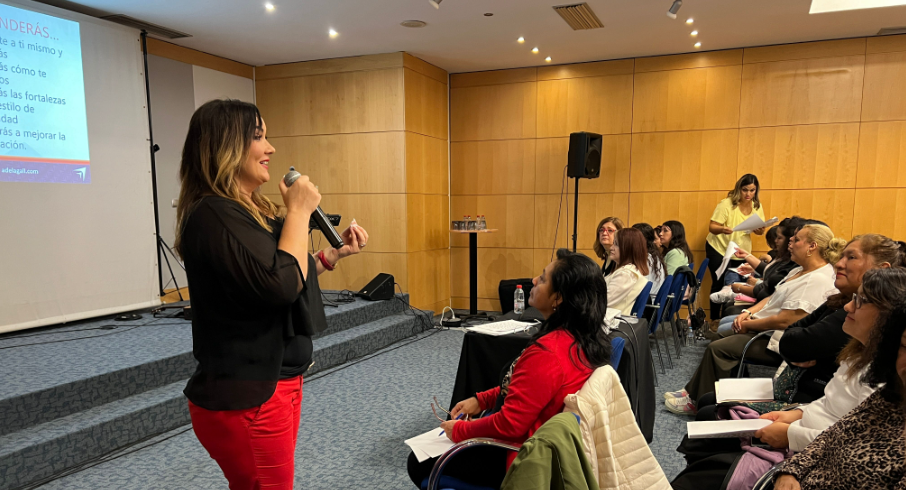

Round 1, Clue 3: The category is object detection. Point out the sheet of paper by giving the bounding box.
[716,378,774,403]
[404,428,456,462]
[733,215,779,233]
[687,419,772,439]
[715,240,740,279]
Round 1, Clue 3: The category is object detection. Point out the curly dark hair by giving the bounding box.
[531,249,611,370]
[863,305,906,404]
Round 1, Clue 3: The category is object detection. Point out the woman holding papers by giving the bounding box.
[704,174,767,328]
[665,224,844,415]
[406,249,611,489]
[670,244,906,490]
[772,294,906,490]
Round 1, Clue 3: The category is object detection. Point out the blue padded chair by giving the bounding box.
[682,259,710,309]
[610,336,625,370]
[666,272,688,358]
[645,275,674,379]
[631,281,654,319]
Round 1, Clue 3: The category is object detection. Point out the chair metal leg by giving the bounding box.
[669,316,682,358]
[661,320,674,369]
[651,332,666,375]
[650,348,660,386]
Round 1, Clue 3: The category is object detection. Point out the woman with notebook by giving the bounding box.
[405,249,611,489]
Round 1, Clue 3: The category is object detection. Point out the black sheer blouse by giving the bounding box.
[181,196,316,411]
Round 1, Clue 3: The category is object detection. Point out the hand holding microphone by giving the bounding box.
[283,167,345,249]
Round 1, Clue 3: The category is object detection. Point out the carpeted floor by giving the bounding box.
[33,328,711,489]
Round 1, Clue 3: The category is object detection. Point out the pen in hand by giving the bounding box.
[440,413,464,436]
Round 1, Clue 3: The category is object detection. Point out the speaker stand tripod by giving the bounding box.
[571,177,579,253]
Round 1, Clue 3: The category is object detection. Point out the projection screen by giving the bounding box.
[0,0,158,333]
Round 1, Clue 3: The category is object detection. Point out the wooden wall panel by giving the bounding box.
[629,130,739,192]
[536,75,634,137]
[407,194,450,253]
[532,193,630,251]
[450,83,537,141]
[575,193,632,249]
[635,50,743,73]
[758,189,855,239]
[632,65,742,132]
[451,195,535,249]
[861,51,906,122]
[857,121,906,188]
[311,194,408,253]
[852,189,906,240]
[408,249,451,311]
[451,248,534,299]
[256,53,403,80]
[406,133,448,195]
[260,132,406,196]
[451,140,536,195]
[743,39,866,64]
[534,136,631,194]
[737,124,860,189]
[256,69,405,137]
[404,68,448,139]
[739,56,864,127]
[146,38,253,79]
[318,252,408,292]
[628,191,726,250]
[450,68,537,88]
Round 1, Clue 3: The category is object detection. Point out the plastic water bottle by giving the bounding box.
[514,285,525,314]
[478,215,487,230]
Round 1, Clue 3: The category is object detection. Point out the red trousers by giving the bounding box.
[189,376,303,490]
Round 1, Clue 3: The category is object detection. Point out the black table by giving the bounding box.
[448,315,655,443]
[451,228,497,315]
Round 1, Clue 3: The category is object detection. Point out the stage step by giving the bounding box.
[0,293,407,439]
[0,306,430,490]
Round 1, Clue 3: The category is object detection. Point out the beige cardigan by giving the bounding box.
[564,366,670,490]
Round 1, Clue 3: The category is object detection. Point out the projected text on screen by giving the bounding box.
[0,3,89,184]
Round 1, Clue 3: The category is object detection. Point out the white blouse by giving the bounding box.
[605,264,648,316]
[646,254,665,298]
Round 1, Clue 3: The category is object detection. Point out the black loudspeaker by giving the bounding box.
[357,273,395,301]
[567,131,603,179]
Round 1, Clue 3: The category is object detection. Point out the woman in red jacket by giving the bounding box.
[406,248,612,488]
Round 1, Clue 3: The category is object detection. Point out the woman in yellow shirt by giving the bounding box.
[705,174,766,327]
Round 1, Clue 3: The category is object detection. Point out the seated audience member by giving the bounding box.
[605,228,651,316]
[654,225,664,251]
[593,217,624,276]
[670,266,906,490]
[659,220,694,276]
[760,225,779,263]
[772,296,906,490]
[406,249,611,489]
[664,224,844,414]
[633,223,666,298]
[685,235,905,421]
[711,217,803,307]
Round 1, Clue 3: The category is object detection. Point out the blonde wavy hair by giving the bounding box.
[799,224,847,264]
[174,99,278,258]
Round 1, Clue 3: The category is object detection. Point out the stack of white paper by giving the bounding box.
[715,240,741,278]
[715,378,774,403]
[405,428,456,462]
[687,419,772,439]
[466,320,536,336]
[733,215,779,233]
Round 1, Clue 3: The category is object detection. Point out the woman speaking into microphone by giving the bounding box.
[174,99,368,489]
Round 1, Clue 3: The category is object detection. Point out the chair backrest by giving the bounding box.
[648,275,673,334]
[669,272,688,317]
[696,259,710,283]
[610,337,625,369]
[631,281,653,319]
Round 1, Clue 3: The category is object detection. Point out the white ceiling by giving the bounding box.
[55,0,906,73]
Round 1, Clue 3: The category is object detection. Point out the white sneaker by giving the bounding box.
[663,389,688,400]
[710,285,735,304]
[665,396,697,415]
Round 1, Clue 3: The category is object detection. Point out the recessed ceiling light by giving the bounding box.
[691,30,698,36]
[532,47,539,53]
[686,18,694,24]
[484,12,494,16]
[264,2,275,11]
[401,20,427,28]
[545,56,552,62]
[517,36,525,43]
[694,42,701,48]
[329,28,338,38]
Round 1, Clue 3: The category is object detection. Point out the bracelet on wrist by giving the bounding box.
[317,250,336,271]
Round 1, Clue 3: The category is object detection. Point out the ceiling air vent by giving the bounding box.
[878,26,906,36]
[553,3,604,30]
[100,14,192,39]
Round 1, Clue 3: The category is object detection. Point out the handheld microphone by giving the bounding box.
[284,167,345,249]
